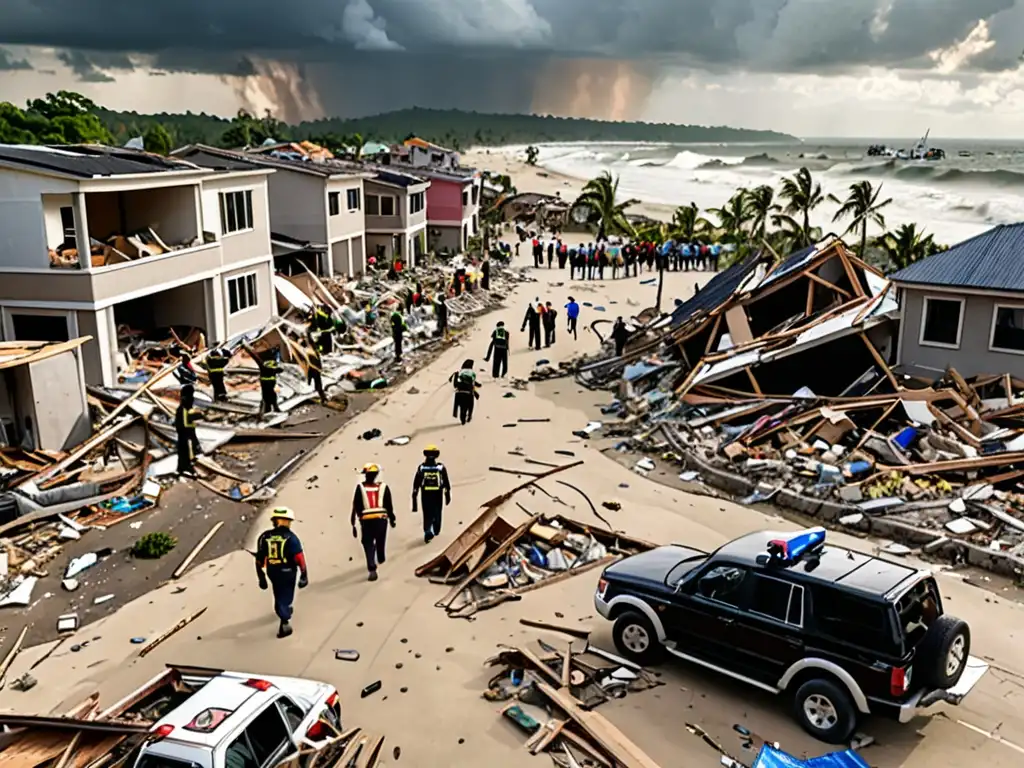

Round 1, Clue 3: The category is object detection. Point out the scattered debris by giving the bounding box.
[362,680,383,698]
[335,649,360,662]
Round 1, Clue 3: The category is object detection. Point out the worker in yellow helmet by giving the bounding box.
[412,444,452,544]
[255,507,308,638]
[351,463,395,581]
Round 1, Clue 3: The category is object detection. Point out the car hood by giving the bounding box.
[605,545,705,587]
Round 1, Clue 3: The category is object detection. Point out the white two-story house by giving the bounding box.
[0,144,275,386]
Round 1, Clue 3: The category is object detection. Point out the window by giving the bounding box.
[462,189,469,206]
[227,272,258,315]
[277,697,306,731]
[696,565,747,607]
[919,296,963,348]
[243,704,293,765]
[472,184,479,205]
[328,191,340,217]
[59,205,76,244]
[472,214,478,234]
[814,588,898,654]
[991,304,1024,354]
[366,195,379,216]
[347,188,361,211]
[380,195,395,216]
[749,576,803,626]
[220,190,254,234]
[12,314,69,342]
[409,191,425,214]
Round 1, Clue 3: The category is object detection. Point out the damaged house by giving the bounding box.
[0,144,276,387]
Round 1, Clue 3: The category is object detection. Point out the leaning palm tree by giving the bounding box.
[744,185,780,243]
[832,180,893,256]
[779,167,826,249]
[668,202,712,243]
[573,171,638,240]
[875,223,943,272]
[707,189,751,246]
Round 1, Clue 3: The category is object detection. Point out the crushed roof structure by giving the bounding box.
[0,144,207,178]
[0,338,92,369]
[889,223,1024,293]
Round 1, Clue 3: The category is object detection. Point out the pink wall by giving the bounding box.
[426,179,465,223]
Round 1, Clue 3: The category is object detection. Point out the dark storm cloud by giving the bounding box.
[56,49,134,82]
[0,46,32,70]
[1,0,1020,73]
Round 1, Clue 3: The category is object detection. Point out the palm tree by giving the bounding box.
[779,167,826,249]
[708,189,751,245]
[832,181,892,256]
[573,171,638,240]
[744,185,780,243]
[668,202,712,243]
[875,223,945,272]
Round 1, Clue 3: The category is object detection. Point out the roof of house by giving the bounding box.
[364,167,429,189]
[173,144,365,180]
[888,223,1024,293]
[404,137,453,153]
[169,146,259,172]
[0,144,206,178]
[668,255,764,328]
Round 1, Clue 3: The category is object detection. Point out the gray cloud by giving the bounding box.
[0,46,31,70]
[56,49,134,82]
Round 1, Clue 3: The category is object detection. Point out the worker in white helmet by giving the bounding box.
[255,507,308,638]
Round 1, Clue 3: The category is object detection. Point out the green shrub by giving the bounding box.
[131,531,178,559]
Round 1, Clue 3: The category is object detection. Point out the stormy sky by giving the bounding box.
[1,1,1023,137]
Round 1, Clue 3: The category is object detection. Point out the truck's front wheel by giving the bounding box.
[612,611,663,665]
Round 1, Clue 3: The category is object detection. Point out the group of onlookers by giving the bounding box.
[518,234,723,278]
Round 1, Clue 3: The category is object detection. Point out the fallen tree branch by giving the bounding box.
[555,479,611,529]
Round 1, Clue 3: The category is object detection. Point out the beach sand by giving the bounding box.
[3,250,1022,765]
[463,147,677,222]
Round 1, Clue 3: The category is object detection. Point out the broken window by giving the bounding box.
[227,272,258,315]
[920,296,962,347]
[991,305,1024,353]
[328,192,340,217]
[220,190,254,234]
[346,188,361,211]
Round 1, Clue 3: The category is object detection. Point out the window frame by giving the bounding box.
[365,194,380,216]
[219,189,255,236]
[747,574,805,628]
[226,271,259,316]
[327,191,340,217]
[918,294,965,350]
[379,195,395,217]
[693,564,749,609]
[346,188,361,211]
[989,302,1024,356]
[409,191,424,215]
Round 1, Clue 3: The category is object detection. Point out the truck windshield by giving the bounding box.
[666,555,707,587]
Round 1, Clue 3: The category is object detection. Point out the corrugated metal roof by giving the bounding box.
[889,223,1024,292]
[0,144,204,178]
[669,256,762,328]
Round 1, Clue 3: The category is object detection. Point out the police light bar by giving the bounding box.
[766,527,826,563]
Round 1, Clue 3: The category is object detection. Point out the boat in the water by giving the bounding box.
[866,130,944,161]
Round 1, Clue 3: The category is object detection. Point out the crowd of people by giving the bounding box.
[518,234,724,277]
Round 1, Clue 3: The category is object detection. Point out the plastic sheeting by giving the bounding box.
[752,746,870,768]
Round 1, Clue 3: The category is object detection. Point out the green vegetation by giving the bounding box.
[0,91,113,145]
[831,180,893,258]
[875,223,946,271]
[573,171,639,241]
[131,531,178,559]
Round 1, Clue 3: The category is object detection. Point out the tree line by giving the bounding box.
[574,169,947,274]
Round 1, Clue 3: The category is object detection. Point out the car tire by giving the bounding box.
[793,678,858,745]
[612,612,663,665]
[919,615,970,689]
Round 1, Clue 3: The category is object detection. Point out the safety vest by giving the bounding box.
[183,408,197,429]
[456,369,476,392]
[357,482,389,520]
[207,354,228,373]
[493,328,508,349]
[261,360,279,382]
[419,463,444,492]
[264,531,292,567]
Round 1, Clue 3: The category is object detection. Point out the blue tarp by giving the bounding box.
[752,746,870,768]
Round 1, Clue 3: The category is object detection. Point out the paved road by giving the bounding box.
[4,258,1023,767]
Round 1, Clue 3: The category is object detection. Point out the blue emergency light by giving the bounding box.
[766,527,826,564]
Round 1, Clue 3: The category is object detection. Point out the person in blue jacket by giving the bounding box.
[565,296,580,341]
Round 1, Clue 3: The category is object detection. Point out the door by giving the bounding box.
[222,699,297,768]
[670,563,750,667]
[729,575,807,687]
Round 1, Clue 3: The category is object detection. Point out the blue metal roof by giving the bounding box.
[759,243,817,288]
[669,255,762,328]
[889,223,1024,292]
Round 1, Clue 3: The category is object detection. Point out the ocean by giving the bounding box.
[525,138,1024,245]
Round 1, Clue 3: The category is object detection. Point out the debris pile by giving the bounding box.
[576,236,1024,572]
[483,640,665,767]
[50,225,208,269]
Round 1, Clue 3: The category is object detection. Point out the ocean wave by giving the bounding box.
[832,159,1024,188]
[697,152,780,170]
[666,150,744,170]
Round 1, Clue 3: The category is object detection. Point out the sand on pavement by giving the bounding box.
[3,254,1024,768]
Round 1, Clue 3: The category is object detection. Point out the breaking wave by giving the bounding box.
[832,159,1024,188]
[666,150,744,170]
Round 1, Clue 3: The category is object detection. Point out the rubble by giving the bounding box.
[573,236,1024,576]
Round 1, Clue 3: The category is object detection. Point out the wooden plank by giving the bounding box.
[703,313,723,355]
[532,720,567,755]
[803,270,852,298]
[173,521,224,580]
[561,643,573,688]
[139,607,208,657]
[837,249,865,297]
[860,334,899,390]
[744,367,763,396]
[0,625,29,684]
[19,417,138,489]
[520,618,593,641]
[536,682,663,768]
[805,281,814,316]
[888,452,1024,476]
[723,306,753,345]
[437,516,536,609]
[518,647,564,688]
[560,730,613,768]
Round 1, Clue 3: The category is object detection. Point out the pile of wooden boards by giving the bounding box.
[484,639,664,768]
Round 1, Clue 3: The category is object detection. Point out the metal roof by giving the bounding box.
[0,144,205,178]
[668,255,763,328]
[888,223,1024,293]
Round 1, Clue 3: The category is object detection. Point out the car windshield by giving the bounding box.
[666,555,707,587]
[136,756,200,768]
[896,577,941,649]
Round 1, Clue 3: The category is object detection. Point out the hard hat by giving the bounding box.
[362,463,380,474]
[270,507,296,521]
[424,444,439,454]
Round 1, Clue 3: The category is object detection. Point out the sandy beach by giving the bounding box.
[2,246,1023,765]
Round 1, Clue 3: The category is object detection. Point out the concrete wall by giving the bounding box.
[407,184,428,232]
[429,225,462,253]
[202,174,273,267]
[331,238,353,278]
[42,193,74,251]
[223,260,273,338]
[149,280,208,330]
[0,169,78,269]
[326,176,365,242]
[364,181,405,231]
[366,233,398,262]
[27,350,90,451]
[265,170,328,245]
[85,185,200,245]
[351,235,365,276]
[899,288,1024,378]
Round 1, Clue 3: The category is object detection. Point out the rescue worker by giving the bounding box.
[306,331,327,403]
[390,309,407,362]
[521,301,542,351]
[312,304,335,354]
[243,342,280,416]
[543,301,557,347]
[255,507,309,638]
[611,316,630,358]
[174,350,198,390]
[351,464,396,581]
[205,347,230,402]
[449,359,481,424]
[412,444,452,543]
[481,258,491,291]
[434,295,449,339]
[484,321,509,378]
[174,385,201,476]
